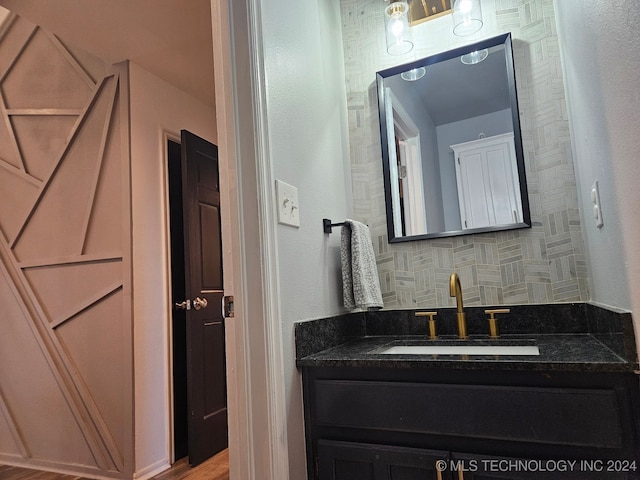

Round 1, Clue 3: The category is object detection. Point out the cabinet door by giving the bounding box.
[318,440,448,480]
[452,134,522,229]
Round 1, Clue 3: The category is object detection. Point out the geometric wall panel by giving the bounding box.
[22,259,122,327]
[0,16,37,82]
[61,42,110,86]
[10,115,78,181]
[0,11,132,479]
[0,113,21,170]
[0,405,22,457]
[12,75,118,263]
[2,29,92,110]
[83,104,122,257]
[0,169,38,243]
[0,265,97,467]
[56,289,126,469]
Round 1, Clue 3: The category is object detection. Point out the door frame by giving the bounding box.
[164,131,181,463]
[160,1,289,474]
[211,1,290,479]
[128,2,287,476]
[384,88,427,236]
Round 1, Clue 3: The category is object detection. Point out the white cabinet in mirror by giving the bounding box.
[451,132,524,230]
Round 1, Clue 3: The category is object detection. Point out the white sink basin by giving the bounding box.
[379,345,540,356]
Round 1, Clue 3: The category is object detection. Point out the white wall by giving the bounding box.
[555,1,640,320]
[258,0,351,477]
[129,62,217,477]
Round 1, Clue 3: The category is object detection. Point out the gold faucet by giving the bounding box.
[449,273,468,339]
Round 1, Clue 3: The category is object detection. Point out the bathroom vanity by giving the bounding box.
[295,304,640,480]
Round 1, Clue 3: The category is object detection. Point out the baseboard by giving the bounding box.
[0,454,121,479]
[133,459,171,480]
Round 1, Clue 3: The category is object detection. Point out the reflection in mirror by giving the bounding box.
[376,33,531,242]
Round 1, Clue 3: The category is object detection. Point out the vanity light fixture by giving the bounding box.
[460,48,488,64]
[400,66,426,81]
[385,2,413,55]
[452,0,483,36]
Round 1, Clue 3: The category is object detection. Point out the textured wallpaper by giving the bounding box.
[340,0,589,308]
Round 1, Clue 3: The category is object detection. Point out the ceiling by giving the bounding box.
[0,0,216,108]
[384,44,511,126]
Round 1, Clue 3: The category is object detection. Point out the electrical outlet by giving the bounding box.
[276,180,300,227]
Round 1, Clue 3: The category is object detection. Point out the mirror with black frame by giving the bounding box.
[376,33,531,243]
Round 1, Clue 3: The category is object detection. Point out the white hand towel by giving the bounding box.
[341,219,383,310]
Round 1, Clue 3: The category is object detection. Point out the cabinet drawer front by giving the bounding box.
[318,440,446,480]
[314,380,622,448]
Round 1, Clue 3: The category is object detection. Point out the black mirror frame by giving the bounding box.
[376,33,531,243]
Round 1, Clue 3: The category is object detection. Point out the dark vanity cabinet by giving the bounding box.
[317,440,444,479]
[301,366,640,480]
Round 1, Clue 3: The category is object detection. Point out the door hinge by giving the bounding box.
[223,295,235,318]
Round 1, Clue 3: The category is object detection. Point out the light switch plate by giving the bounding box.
[276,180,300,227]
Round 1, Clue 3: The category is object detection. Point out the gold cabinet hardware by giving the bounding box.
[484,308,510,338]
[415,311,438,339]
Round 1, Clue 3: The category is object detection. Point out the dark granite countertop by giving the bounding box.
[296,333,636,372]
[295,304,638,372]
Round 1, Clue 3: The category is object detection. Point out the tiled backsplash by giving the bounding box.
[341,0,589,307]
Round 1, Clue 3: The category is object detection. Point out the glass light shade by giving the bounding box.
[460,48,488,64]
[452,0,483,36]
[385,2,413,55]
[401,67,426,81]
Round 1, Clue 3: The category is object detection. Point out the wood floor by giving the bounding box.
[0,449,229,480]
[152,449,229,480]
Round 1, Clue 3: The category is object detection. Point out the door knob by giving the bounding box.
[175,300,191,310]
[193,297,208,310]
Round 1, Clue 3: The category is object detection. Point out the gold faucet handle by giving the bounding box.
[415,311,438,339]
[484,308,510,338]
